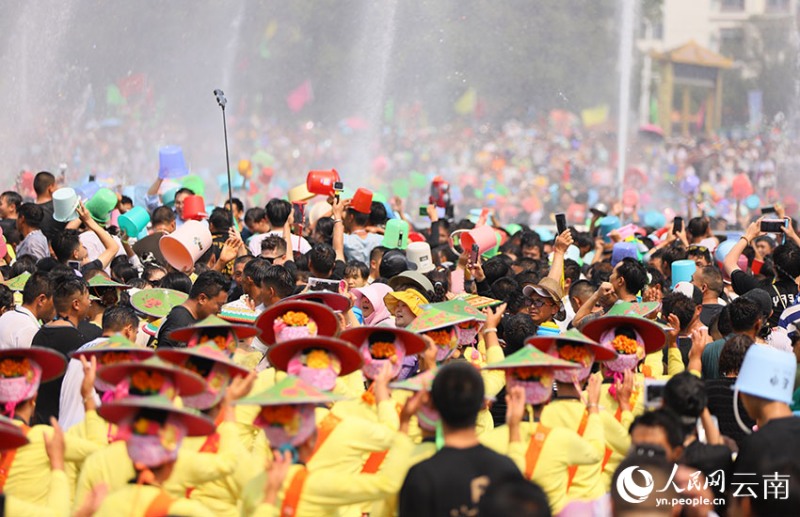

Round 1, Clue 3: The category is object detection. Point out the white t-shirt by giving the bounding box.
[59,337,104,430]
[0,306,41,349]
[249,232,312,256]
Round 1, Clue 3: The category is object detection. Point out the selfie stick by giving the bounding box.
[213,89,235,228]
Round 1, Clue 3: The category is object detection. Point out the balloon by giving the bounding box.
[715,237,741,263]
[238,159,253,178]
[745,194,760,210]
[731,173,753,201]
[680,174,700,195]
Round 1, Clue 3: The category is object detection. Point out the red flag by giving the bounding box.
[286,80,313,112]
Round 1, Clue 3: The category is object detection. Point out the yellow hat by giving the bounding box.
[384,289,429,316]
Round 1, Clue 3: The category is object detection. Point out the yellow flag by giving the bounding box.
[454,88,477,115]
[581,104,609,127]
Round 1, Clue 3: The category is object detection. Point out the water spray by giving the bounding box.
[213,89,234,228]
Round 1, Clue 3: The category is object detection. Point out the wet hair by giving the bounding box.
[189,271,230,300]
[629,409,684,450]
[102,304,139,332]
[151,206,176,226]
[368,201,388,226]
[569,279,596,301]
[262,265,296,299]
[52,230,82,263]
[0,191,22,212]
[225,197,244,214]
[663,372,707,437]
[265,198,292,227]
[309,244,336,276]
[616,257,648,294]
[142,264,167,284]
[22,271,54,305]
[313,217,334,245]
[502,314,538,355]
[479,478,552,517]
[772,243,800,280]
[346,207,370,227]
[425,268,449,303]
[718,334,753,376]
[661,243,688,274]
[10,255,37,278]
[483,257,511,284]
[159,271,193,294]
[661,292,696,333]
[33,171,55,196]
[52,274,88,314]
[432,361,485,430]
[519,231,541,249]
[492,277,520,302]
[0,285,13,312]
[696,266,723,295]
[728,297,761,333]
[260,234,287,256]
[563,259,581,285]
[175,187,194,197]
[687,217,709,239]
[344,260,369,280]
[208,207,232,234]
[18,203,44,228]
[587,261,613,284]
[243,257,272,285]
[244,207,266,226]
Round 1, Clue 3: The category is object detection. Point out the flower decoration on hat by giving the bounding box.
[274,311,319,342]
[255,404,316,448]
[425,328,459,363]
[0,358,35,381]
[287,348,342,391]
[341,327,424,381]
[545,343,595,383]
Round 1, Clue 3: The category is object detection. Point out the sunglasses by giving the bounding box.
[687,245,709,254]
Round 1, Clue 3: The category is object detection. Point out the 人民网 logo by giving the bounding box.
[616,465,655,504]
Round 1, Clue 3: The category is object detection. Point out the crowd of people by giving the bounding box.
[0,149,798,517]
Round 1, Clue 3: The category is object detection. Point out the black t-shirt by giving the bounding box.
[735,417,800,480]
[705,377,755,448]
[699,303,723,327]
[30,325,90,424]
[730,270,797,327]
[399,444,523,517]
[153,305,197,349]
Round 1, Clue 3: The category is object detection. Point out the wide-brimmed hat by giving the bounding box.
[528,328,617,362]
[255,300,339,345]
[389,368,437,392]
[340,326,427,356]
[388,271,434,294]
[130,288,189,318]
[406,301,478,334]
[157,342,249,380]
[168,314,260,343]
[283,291,351,312]
[3,272,31,292]
[87,275,129,290]
[0,415,30,450]
[98,395,215,437]
[97,356,206,397]
[432,299,487,322]
[235,375,345,407]
[267,337,362,376]
[483,344,581,371]
[522,277,563,304]
[0,347,67,382]
[582,311,666,355]
[384,289,429,317]
[69,335,154,364]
